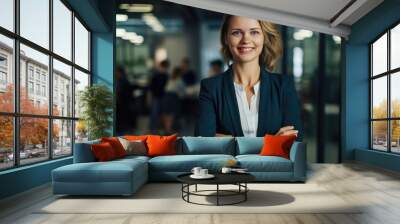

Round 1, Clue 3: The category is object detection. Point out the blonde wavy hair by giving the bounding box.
[220,15,282,71]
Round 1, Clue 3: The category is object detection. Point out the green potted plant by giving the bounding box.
[79,84,113,140]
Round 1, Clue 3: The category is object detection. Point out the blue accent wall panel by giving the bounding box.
[91,0,115,135]
[344,44,369,160]
[355,149,400,172]
[92,33,114,87]
[345,0,400,171]
[92,32,115,135]
[0,158,72,199]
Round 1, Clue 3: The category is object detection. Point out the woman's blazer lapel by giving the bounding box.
[256,69,271,136]
[222,68,244,136]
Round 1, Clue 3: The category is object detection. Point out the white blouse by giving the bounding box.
[233,81,260,137]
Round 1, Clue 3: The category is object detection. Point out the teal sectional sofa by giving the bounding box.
[52,137,306,196]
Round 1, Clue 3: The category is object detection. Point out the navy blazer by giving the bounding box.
[194,67,303,140]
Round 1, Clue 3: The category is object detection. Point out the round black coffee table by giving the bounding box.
[177,173,255,206]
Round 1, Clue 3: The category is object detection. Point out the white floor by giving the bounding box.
[1,163,400,224]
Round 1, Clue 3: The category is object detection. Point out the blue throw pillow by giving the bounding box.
[236,137,264,155]
[180,137,235,155]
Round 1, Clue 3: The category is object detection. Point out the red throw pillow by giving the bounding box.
[91,142,117,161]
[146,134,177,157]
[259,134,296,159]
[101,137,126,158]
[124,135,148,141]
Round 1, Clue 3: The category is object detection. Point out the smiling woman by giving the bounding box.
[195,15,303,140]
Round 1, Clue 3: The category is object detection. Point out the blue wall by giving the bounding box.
[0,158,72,199]
[91,0,116,135]
[0,0,116,200]
[344,0,400,171]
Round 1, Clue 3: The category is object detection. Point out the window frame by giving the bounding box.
[0,0,92,171]
[369,20,400,154]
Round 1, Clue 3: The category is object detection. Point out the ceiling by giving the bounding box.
[163,0,384,38]
[116,0,223,35]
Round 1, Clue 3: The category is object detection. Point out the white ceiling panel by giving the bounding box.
[163,0,384,38]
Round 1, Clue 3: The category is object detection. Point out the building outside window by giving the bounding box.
[28,66,34,80]
[41,73,46,83]
[0,54,7,89]
[35,70,40,81]
[0,71,6,83]
[28,81,34,94]
[0,54,7,67]
[35,83,40,95]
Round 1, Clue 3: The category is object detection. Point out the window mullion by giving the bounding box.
[49,0,53,160]
[387,30,391,152]
[14,0,20,167]
[370,45,373,149]
[71,11,76,154]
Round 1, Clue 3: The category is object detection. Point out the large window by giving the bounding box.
[370,23,400,153]
[0,0,91,171]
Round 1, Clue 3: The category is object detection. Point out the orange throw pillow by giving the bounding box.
[101,137,126,158]
[259,134,296,159]
[91,142,117,161]
[146,134,177,157]
[124,135,148,141]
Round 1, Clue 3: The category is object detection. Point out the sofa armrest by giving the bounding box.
[289,141,307,181]
[73,140,100,163]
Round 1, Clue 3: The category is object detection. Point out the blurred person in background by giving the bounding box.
[208,59,224,77]
[116,66,135,135]
[161,67,185,134]
[181,57,197,86]
[149,59,170,133]
[180,57,200,129]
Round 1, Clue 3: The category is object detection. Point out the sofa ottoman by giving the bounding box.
[52,154,149,195]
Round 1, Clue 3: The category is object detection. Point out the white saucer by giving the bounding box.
[190,174,215,179]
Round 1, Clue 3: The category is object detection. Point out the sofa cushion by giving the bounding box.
[179,137,235,155]
[101,137,127,158]
[91,142,118,161]
[114,155,150,163]
[235,137,263,155]
[236,155,293,172]
[260,134,296,159]
[147,134,177,157]
[118,137,147,156]
[148,154,235,172]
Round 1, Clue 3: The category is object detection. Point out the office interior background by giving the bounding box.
[114,0,341,163]
[0,2,399,220]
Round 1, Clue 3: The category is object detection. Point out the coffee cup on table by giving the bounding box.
[191,167,202,176]
[200,169,208,176]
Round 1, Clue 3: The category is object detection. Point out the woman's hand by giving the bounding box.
[275,126,298,136]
